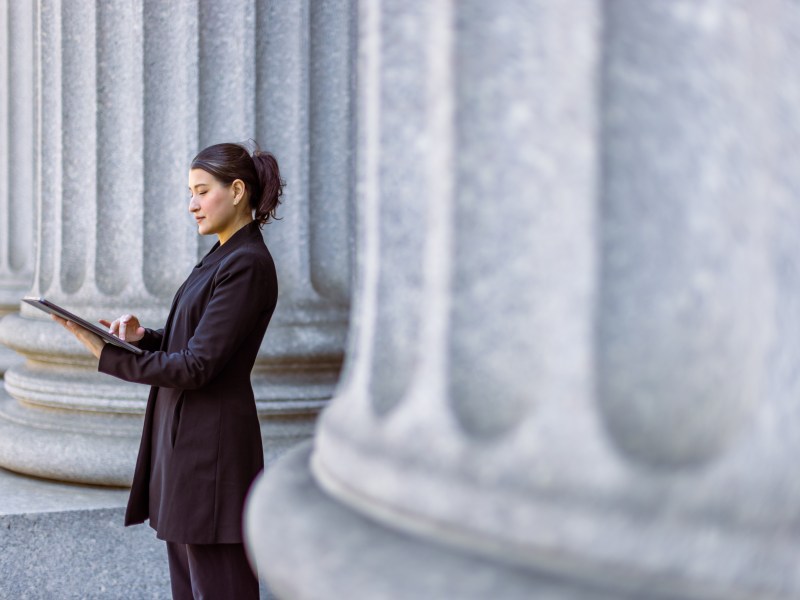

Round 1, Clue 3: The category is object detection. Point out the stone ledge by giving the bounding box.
[0,467,170,600]
[0,468,275,599]
[1,509,170,600]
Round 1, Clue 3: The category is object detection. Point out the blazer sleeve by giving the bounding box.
[97,252,274,389]
[136,327,164,352]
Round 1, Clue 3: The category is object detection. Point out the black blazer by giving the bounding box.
[98,220,278,544]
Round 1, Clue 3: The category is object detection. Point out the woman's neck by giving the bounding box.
[218,215,254,245]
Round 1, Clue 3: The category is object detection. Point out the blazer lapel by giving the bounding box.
[159,280,190,350]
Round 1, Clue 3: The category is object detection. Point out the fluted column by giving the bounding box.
[0,0,184,485]
[247,1,797,598]
[0,0,354,484]
[251,0,354,461]
[312,0,604,573]
[597,1,773,468]
[0,0,36,375]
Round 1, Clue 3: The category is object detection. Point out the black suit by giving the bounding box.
[98,219,277,547]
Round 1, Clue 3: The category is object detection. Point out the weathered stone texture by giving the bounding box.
[0,0,35,375]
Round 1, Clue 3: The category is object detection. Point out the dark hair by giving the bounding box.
[190,141,285,226]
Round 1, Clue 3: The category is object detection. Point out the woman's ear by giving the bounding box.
[232,179,245,205]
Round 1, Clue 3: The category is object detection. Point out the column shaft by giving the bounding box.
[597,0,773,467]
[142,0,199,297]
[0,0,36,375]
[251,0,353,445]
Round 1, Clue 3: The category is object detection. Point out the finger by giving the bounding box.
[98,319,111,327]
[119,315,129,341]
[108,318,120,334]
[69,323,99,345]
[51,314,67,326]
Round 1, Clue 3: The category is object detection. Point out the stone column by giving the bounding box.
[597,1,774,469]
[251,0,354,462]
[0,0,353,484]
[246,1,797,598]
[0,0,36,376]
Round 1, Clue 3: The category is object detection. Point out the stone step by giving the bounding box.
[0,467,275,599]
[0,467,170,599]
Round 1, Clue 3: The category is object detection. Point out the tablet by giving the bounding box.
[22,296,144,355]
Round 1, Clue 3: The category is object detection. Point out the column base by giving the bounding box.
[246,442,651,600]
[0,368,323,488]
[0,386,320,486]
[0,308,25,376]
[0,344,24,377]
[0,386,141,486]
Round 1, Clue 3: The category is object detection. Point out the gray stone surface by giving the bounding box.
[142,1,200,297]
[0,379,316,486]
[0,386,143,486]
[0,0,35,306]
[0,465,129,515]
[597,0,773,468]
[0,0,36,373]
[254,0,352,366]
[0,467,276,599]
[0,466,171,600]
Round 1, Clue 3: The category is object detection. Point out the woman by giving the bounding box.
[54,142,283,599]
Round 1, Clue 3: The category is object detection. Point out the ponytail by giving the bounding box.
[251,149,285,225]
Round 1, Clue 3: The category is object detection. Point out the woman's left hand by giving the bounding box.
[51,314,106,359]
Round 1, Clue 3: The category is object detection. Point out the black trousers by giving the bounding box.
[166,541,260,600]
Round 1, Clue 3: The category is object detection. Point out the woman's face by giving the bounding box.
[187,169,238,239]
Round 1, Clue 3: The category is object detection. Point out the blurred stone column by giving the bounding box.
[597,1,773,468]
[246,1,796,598]
[0,0,36,376]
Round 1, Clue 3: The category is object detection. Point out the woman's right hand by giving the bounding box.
[99,314,145,343]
